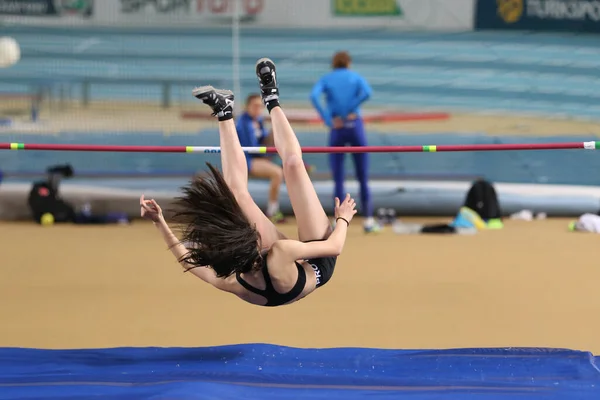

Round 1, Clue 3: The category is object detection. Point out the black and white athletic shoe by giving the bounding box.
[255,58,280,107]
[192,85,234,119]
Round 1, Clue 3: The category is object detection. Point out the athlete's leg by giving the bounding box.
[349,119,373,218]
[193,86,285,247]
[256,58,331,241]
[249,157,284,220]
[328,128,346,214]
[348,118,379,232]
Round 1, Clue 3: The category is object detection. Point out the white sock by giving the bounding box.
[364,217,376,227]
[267,201,279,216]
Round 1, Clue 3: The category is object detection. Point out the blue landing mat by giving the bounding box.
[1,345,599,399]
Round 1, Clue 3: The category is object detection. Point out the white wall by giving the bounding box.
[260,0,474,30]
[0,0,475,30]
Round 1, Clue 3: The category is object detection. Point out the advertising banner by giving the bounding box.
[120,0,192,14]
[97,0,265,26]
[475,0,600,33]
[332,0,403,16]
[327,0,474,29]
[0,0,474,30]
[0,0,93,17]
[102,0,474,29]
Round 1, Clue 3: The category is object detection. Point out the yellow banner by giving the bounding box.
[333,0,402,16]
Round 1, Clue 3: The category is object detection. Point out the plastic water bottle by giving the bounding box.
[81,203,92,217]
[377,208,388,226]
[386,208,396,225]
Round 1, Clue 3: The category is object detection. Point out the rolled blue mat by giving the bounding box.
[74,212,129,224]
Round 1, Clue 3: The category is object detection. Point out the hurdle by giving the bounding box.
[0,141,598,153]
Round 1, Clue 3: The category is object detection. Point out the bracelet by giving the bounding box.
[336,217,350,227]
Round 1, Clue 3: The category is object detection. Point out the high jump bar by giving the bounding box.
[0,141,599,153]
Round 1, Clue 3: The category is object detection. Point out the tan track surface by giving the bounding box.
[0,218,598,353]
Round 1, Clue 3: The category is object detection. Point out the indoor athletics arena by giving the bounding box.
[1,1,600,399]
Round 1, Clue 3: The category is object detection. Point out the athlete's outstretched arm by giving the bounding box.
[272,225,347,260]
[154,219,224,286]
[140,195,224,288]
[271,193,357,261]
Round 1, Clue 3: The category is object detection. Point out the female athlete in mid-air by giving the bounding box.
[140,58,357,307]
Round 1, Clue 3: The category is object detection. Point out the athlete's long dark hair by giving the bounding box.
[170,163,263,277]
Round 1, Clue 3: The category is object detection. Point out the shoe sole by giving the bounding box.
[192,85,233,99]
[256,57,276,76]
[192,85,214,99]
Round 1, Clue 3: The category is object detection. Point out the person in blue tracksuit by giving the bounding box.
[310,51,380,233]
[236,94,285,223]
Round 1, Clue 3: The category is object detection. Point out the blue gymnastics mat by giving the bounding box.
[0,345,599,399]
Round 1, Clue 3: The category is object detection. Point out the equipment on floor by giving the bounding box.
[28,164,77,224]
[27,164,130,225]
[568,213,600,233]
[463,179,503,229]
[393,179,504,235]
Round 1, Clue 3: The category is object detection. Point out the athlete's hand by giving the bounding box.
[334,193,358,223]
[333,117,344,129]
[140,195,164,223]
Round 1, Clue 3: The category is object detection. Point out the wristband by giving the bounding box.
[336,217,350,227]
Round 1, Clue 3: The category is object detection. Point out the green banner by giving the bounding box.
[333,0,402,16]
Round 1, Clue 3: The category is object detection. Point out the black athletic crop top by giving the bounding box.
[235,257,306,307]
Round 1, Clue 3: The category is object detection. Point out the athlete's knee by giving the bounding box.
[282,153,304,173]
